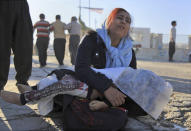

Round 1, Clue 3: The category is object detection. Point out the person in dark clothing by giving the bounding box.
[75,8,146,116]
[169,20,177,62]
[33,13,50,68]
[0,0,33,90]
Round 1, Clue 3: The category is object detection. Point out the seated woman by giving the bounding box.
[75,7,146,117]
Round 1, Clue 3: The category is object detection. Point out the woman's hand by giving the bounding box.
[104,87,126,107]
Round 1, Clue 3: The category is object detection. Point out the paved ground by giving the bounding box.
[0,55,190,131]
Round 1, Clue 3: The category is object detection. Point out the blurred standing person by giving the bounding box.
[169,21,177,62]
[65,16,81,65]
[33,13,50,68]
[50,15,66,67]
[0,0,33,90]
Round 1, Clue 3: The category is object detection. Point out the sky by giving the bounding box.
[28,0,191,36]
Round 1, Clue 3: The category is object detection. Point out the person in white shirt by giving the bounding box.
[169,20,177,62]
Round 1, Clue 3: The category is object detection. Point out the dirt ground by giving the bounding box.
[137,60,191,130]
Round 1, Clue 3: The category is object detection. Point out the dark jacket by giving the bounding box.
[75,31,137,97]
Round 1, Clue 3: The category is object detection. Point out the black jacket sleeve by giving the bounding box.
[75,34,113,94]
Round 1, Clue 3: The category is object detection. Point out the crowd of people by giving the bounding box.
[33,13,81,68]
[0,0,173,130]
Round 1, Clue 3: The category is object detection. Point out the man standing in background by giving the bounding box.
[0,0,33,90]
[50,15,66,67]
[33,13,50,68]
[65,16,81,65]
[169,21,177,62]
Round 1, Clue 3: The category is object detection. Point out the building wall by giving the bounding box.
[130,27,151,48]
[135,48,191,62]
[189,36,191,49]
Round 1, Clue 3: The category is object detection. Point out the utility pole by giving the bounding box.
[94,18,97,29]
[79,0,81,18]
[89,0,90,27]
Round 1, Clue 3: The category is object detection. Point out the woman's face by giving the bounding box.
[108,11,131,39]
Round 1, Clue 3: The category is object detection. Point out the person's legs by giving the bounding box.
[36,37,49,67]
[53,38,66,65]
[36,38,44,67]
[169,42,172,61]
[73,35,80,65]
[69,35,80,65]
[0,1,16,90]
[12,1,33,85]
[1,74,87,105]
[171,42,175,61]
[169,41,175,61]
[69,36,74,65]
[41,37,49,66]
[0,82,78,106]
